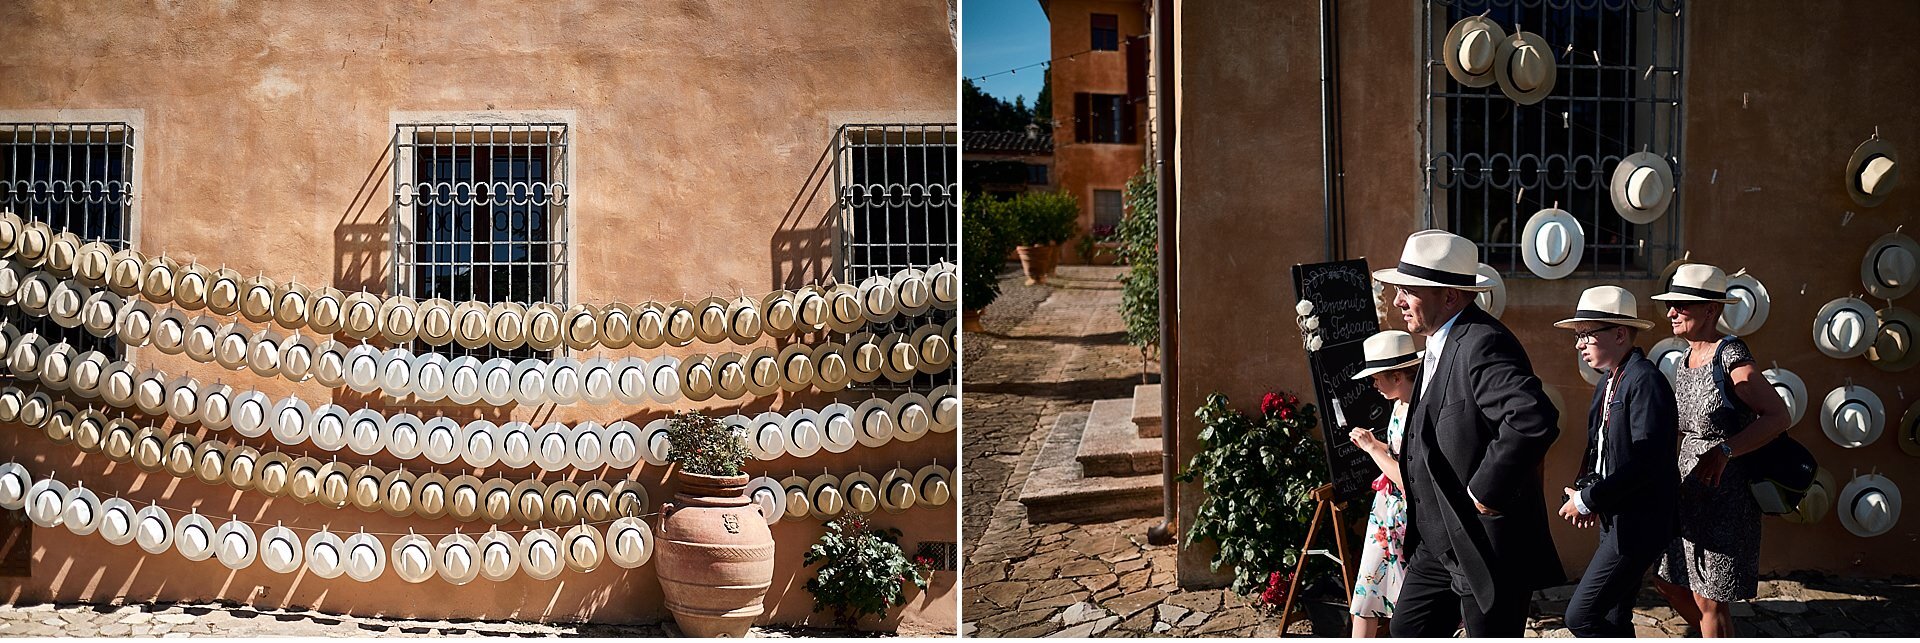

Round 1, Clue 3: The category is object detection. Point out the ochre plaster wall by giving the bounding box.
[1048,0,1146,258]
[0,0,957,632]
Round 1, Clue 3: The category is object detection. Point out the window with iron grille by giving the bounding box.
[1423,0,1684,278]
[913,540,958,572]
[1093,189,1124,232]
[1074,93,1136,145]
[392,123,568,359]
[1090,13,1120,51]
[836,123,957,389]
[1,123,135,360]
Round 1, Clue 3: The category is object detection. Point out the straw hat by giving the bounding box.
[777,343,816,393]
[742,347,781,398]
[45,232,80,274]
[1495,30,1556,105]
[1761,368,1810,429]
[1847,136,1899,208]
[349,464,385,513]
[98,497,138,546]
[1610,152,1676,224]
[215,520,258,571]
[745,412,788,461]
[192,440,228,485]
[748,475,787,521]
[1869,307,1920,372]
[459,419,501,469]
[266,281,308,329]
[38,343,76,390]
[1813,297,1878,359]
[207,268,246,318]
[1714,271,1771,336]
[1521,208,1584,280]
[633,302,670,349]
[173,512,216,561]
[859,275,899,325]
[415,472,451,519]
[849,333,886,384]
[725,296,763,345]
[514,479,550,524]
[525,302,565,352]
[269,397,312,446]
[570,422,607,471]
[511,358,550,406]
[639,419,673,467]
[534,422,571,472]
[1373,230,1496,292]
[17,390,52,431]
[41,400,77,444]
[855,397,897,448]
[0,215,17,260]
[881,331,920,383]
[521,528,564,580]
[500,421,538,469]
[230,274,271,323]
[351,408,392,458]
[598,303,635,349]
[48,280,87,328]
[808,474,845,520]
[0,462,28,511]
[102,417,137,462]
[138,256,177,303]
[546,356,585,405]
[479,530,521,582]
[1823,385,1887,449]
[481,477,516,523]
[378,347,415,394]
[380,468,418,517]
[0,386,20,424]
[607,516,654,568]
[316,460,354,509]
[581,357,616,405]
[915,464,953,507]
[448,300,489,349]
[915,323,954,373]
[13,221,53,268]
[761,291,798,338]
[278,333,317,382]
[480,357,517,406]
[297,528,348,578]
[449,474,485,523]
[410,351,451,402]
[879,467,918,514]
[681,354,717,402]
[438,533,481,585]
[818,342,852,390]
[558,523,604,574]
[1652,263,1740,304]
[778,475,812,522]
[691,296,730,345]
[896,393,933,442]
[15,271,54,317]
[713,352,749,400]
[826,283,865,333]
[562,303,600,351]
[842,472,878,514]
[1838,474,1902,538]
[488,301,529,350]
[447,356,484,405]
[343,344,380,393]
[820,403,858,454]
[0,261,23,305]
[61,483,104,534]
[79,290,121,339]
[1554,285,1655,331]
[248,328,288,378]
[423,416,462,466]
[931,385,959,433]
[134,504,175,554]
[255,451,294,497]
[1444,15,1507,87]
[794,285,830,332]
[895,268,934,317]
[1863,232,1919,301]
[6,332,46,380]
[546,481,582,524]
[69,240,110,287]
[163,432,200,478]
[225,445,260,491]
[312,340,349,388]
[612,480,649,519]
[341,291,381,339]
[379,295,420,344]
[344,532,387,582]
[261,525,303,574]
[193,318,233,367]
[383,533,433,584]
[580,480,616,522]
[605,420,642,470]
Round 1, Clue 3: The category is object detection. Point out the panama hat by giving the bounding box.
[316,460,354,508]
[581,357,616,405]
[215,520,258,570]
[298,528,346,578]
[1521,208,1585,280]
[1652,263,1741,304]
[605,420,642,470]
[520,528,564,580]
[134,504,175,554]
[436,532,481,585]
[480,477,515,523]
[916,464,953,507]
[273,333,315,382]
[761,291,798,338]
[204,267,244,317]
[808,474,846,520]
[1870,307,1920,372]
[570,422,607,471]
[0,322,16,362]
[410,351,451,402]
[931,261,960,309]
[611,480,649,519]
[500,421,538,469]
[132,368,170,416]
[249,449,292,497]
[14,221,52,267]
[76,289,118,339]
[451,300,491,349]
[447,356,484,405]
[598,303,635,349]
[480,357,517,406]
[342,344,381,393]
[349,464,386,513]
[1823,385,1887,448]
[416,298,456,346]
[777,343,817,393]
[916,323,955,373]
[1839,474,1902,537]
[794,285,830,332]
[690,296,730,345]
[459,419,501,469]
[415,471,451,519]
[422,416,462,466]
[489,301,529,350]
[1864,232,1919,300]
[138,256,177,303]
[895,268,934,318]
[99,497,138,546]
[192,318,234,367]
[742,347,781,398]
[1609,152,1676,224]
[309,340,348,388]
[41,400,77,444]
[607,516,654,568]
[896,393,933,442]
[378,295,420,344]
[60,483,104,534]
[73,241,113,287]
[1814,297,1879,359]
[377,347,415,395]
[1374,230,1495,291]
[777,475,812,522]
[1555,285,1655,331]
[6,332,46,379]
[71,351,110,398]
[1715,271,1771,336]
[0,261,23,305]
[225,445,260,491]
[269,397,312,446]
[1443,15,1508,87]
[380,468,418,517]
[1847,136,1899,208]
[546,481,582,524]
[102,417,137,462]
[173,511,217,561]
[0,212,17,255]
[580,479,616,522]
[15,270,55,316]
[259,524,303,573]
[680,354,717,402]
[0,462,29,511]
[1648,336,1688,384]
[48,280,87,328]
[723,296,763,345]
[879,467,918,514]
[0,386,20,424]
[931,385,959,433]
[826,283,865,333]
[18,390,52,431]
[561,523,605,573]
[38,343,76,390]
[858,275,899,325]
[1495,30,1556,105]
[340,290,382,340]
[633,301,670,349]
[45,232,81,274]
[1761,367,1810,429]
[713,352,749,400]
[639,419,673,467]
[350,408,391,458]
[267,281,310,329]
[855,397,897,448]
[534,422,571,472]
[308,402,356,455]
[525,302,565,352]
[514,479,550,524]
[748,475,787,521]
[662,299,698,347]
[449,474,485,522]
[477,529,521,581]
[561,303,600,351]
[848,333,885,384]
[820,403,858,454]
[546,356,584,405]
[231,274,273,323]
[511,357,550,406]
[844,472,878,515]
[745,412,788,461]
[881,331,921,383]
[191,439,229,486]
[343,531,387,582]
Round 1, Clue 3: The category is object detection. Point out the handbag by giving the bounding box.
[1707,337,1817,515]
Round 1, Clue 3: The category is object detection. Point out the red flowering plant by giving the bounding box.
[1176,391,1329,605]
[803,513,930,627]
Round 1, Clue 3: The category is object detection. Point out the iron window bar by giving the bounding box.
[835,123,958,392]
[1,122,135,361]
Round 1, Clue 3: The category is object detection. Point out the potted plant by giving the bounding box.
[1008,191,1079,285]
[654,411,775,638]
[803,513,930,629]
[963,193,1015,331]
[1176,392,1331,607]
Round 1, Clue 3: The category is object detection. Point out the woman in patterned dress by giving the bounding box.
[1346,330,1422,637]
[1648,264,1793,638]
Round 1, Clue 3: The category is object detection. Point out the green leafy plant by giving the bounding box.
[1114,167,1159,350]
[1005,190,1079,247]
[803,513,930,626]
[1176,391,1329,599]
[963,193,1016,312]
[665,411,751,477]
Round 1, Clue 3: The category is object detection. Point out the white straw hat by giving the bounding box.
[278,333,317,382]
[305,529,347,578]
[895,268,934,317]
[916,464,953,507]
[269,397,311,446]
[64,484,106,534]
[236,275,275,324]
[1652,263,1740,304]
[0,463,29,511]
[14,270,55,317]
[461,419,502,469]
[350,408,391,458]
[859,275,899,325]
[447,356,485,405]
[47,280,87,328]
[1822,385,1887,449]
[605,420,642,470]
[761,291,798,338]
[344,531,387,582]
[748,476,787,522]
[820,403,858,454]
[607,516,654,568]
[855,397,896,448]
[438,533,481,585]
[479,530,521,582]
[512,358,550,406]
[563,523,604,573]
[305,285,344,335]
[341,291,382,340]
[98,497,138,546]
[931,385,959,433]
[423,416,462,466]
[632,356,671,404]
[581,357,616,405]
[500,421,538,469]
[1717,272,1771,336]
[1444,15,1507,88]
[392,533,436,583]
[1610,152,1675,224]
[1555,285,1655,331]
[915,323,954,373]
[883,331,922,383]
[132,368,168,415]
[73,241,113,287]
[826,283,865,333]
[1813,297,1879,359]
[521,528,564,581]
[311,340,349,388]
[1495,30,1556,105]
[139,256,178,303]
[274,282,313,329]
[1373,230,1494,291]
[546,356,584,405]
[1522,208,1585,280]
[261,525,303,574]
[377,347,414,395]
[880,467,918,513]
[746,412,789,461]
[174,511,216,561]
[1838,474,1901,537]
[784,409,824,459]
[1762,368,1809,429]
[724,296,763,346]
[343,344,381,393]
[1863,232,1919,301]
[307,403,350,452]
[640,419,673,467]
[793,286,830,332]
[779,343,818,393]
[480,357,516,406]
[215,520,258,571]
[570,421,607,471]
[409,351,451,402]
[1847,136,1899,208]
[534,422,571,472]
[135,504,175,554]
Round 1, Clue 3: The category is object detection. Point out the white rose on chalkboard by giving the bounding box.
[1306,335,1323,352]
[1295,300,1315,316]
[1303,316,1320,331]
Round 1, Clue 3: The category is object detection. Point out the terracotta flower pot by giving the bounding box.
[1016,245,1055,285]
[657,471,776,638]
[962,309,984,333]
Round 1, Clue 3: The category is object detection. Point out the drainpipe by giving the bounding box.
[1319,0,1343,261]
[1145,0,1180,547]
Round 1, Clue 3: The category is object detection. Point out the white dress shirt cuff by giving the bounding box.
[1572,489,1593,516]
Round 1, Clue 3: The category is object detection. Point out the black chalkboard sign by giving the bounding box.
[1293,259,1394,506]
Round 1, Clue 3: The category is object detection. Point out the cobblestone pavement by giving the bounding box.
[0,600,870,637]
[961,266,1919,637]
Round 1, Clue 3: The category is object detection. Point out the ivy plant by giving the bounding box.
[665,411,751,477]
[1114,167,1159,350]
[1175,391,1330,601]
[803,513,931,626]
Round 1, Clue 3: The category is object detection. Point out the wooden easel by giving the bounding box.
[1277,483,1354,638]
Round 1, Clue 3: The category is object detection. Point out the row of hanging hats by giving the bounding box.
[0,464,658,580]
[755,465,952,523]
[1776,466,1903,539]
[1442,15,1555,105]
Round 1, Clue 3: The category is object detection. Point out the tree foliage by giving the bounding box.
[1114,167,1159,349]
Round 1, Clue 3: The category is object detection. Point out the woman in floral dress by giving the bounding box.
[1346,330,1422,637]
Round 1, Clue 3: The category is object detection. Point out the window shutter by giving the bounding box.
[1126,35,1150,102]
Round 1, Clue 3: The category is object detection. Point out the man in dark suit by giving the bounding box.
[1374,230,1564,637]
[1553,286,1680,637]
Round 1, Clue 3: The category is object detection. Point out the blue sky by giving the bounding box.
[963,0,1050,105]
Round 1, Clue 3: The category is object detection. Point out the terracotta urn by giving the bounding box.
[657,471,776,637]
[1016,244,1055,285]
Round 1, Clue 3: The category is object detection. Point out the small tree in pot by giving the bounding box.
[656,411,776,638]
[804,513,931,628]
[1007,191,1079,285]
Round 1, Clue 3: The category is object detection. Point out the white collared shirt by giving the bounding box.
[1420,308,1466,397]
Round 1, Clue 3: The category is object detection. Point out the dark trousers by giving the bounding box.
[1565,519,1666,637]
[1388,545,1531,637]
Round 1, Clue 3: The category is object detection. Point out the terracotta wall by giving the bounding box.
[1173,0,1920,589]
[1048,0,1147,258]
[0,0,957,633]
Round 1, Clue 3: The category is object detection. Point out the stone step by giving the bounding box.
[1132,383,1162,438]
[1019,411,1162,523]
[1075,399,1164,477]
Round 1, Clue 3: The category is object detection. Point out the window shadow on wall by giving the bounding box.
[769,136,839,291]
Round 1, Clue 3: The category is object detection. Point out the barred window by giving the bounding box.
[1423,0,1684,278]
[837,123,957,389]
[1,123,135,359]
[392,123,569,359]
[1074,93,1136,145]
[1093,189,1123,233]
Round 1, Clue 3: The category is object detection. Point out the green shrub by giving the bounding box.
[1176,392,1330,600]
[803,513,931,626]
[665,411,750,477]
[1005,191,1079,247]
[1115,168,1158,349]
[962,193,1015,312]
